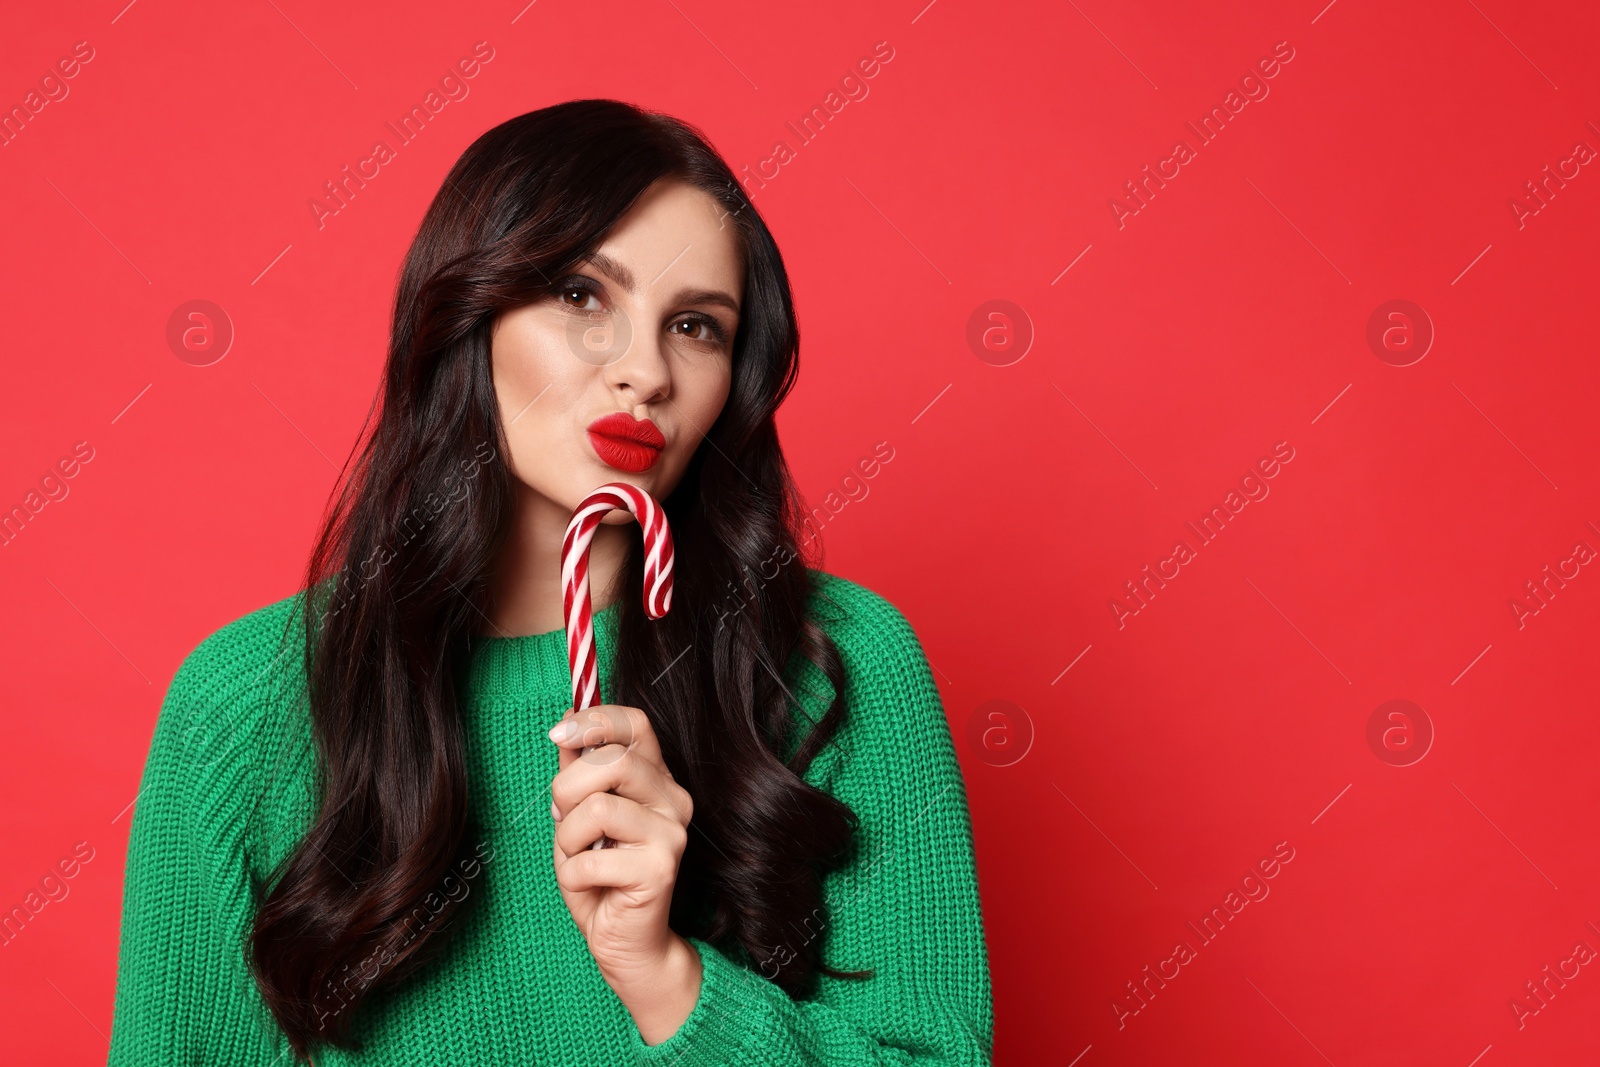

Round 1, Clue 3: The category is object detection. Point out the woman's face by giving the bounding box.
[491,178,742,523]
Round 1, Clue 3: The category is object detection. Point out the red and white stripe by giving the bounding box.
[560,482,674,850]
[561,482,675,713]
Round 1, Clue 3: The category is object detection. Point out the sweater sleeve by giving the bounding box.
[627,582,994,1066]
[107,617,297,1065]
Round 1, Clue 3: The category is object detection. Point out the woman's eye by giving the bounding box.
[672,317,726,345]
[560,287,600,311]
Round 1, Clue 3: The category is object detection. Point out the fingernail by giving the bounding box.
[550,800,563,822]
[548,720,576,742]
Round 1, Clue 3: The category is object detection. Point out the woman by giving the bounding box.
[107,98,991,1065]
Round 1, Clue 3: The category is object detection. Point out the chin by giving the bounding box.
[557,455,679,515]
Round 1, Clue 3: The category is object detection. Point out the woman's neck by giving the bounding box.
[484,484,631,637]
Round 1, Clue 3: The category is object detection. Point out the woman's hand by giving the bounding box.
[547,703,703,1041]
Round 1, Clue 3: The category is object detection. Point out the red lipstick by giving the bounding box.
[586,412,665,473]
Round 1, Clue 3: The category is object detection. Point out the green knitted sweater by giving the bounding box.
[107,568,993,1065]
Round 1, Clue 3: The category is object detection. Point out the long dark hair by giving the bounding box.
[247,99,868,1059]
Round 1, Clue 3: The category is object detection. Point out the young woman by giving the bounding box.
[107,98,992,1065]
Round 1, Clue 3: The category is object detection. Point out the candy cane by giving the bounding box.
[560,481,675,849]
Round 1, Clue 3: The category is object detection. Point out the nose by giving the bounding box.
[604,321,670,404]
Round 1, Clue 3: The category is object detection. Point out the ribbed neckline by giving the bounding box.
[464,597,621,700]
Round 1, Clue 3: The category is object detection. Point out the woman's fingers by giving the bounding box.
[549,704,666,767]
[553,839,683,896]
[553,790,688,865]
[550,744,693,829]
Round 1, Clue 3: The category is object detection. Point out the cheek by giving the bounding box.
[493,320,568,413]
[491,317,588,485]
[686,362,734,439]
[655,364,730,486]
[509,384,587,487]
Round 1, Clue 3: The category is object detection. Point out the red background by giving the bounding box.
[4,0,1599,1062]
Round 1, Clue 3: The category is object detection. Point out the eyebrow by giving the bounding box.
[582,250,741,315]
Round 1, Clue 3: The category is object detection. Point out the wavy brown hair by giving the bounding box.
[248,98,869,1059]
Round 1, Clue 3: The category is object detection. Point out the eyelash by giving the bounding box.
[552,275,730,346]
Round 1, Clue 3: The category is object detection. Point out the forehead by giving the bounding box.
[589,179,744,302]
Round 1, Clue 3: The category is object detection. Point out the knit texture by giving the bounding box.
[107,568,993,1065]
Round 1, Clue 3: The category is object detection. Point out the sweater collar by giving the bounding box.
[464,598,621,701]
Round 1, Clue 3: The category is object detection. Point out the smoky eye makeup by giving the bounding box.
[670,312,731,346]
[551,273,733,349]
[551,274,604,310]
